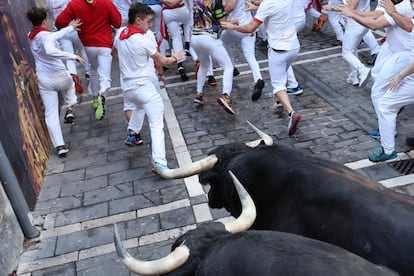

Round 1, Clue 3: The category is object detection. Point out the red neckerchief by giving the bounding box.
[28,26,49,40]
[119,24,145,40]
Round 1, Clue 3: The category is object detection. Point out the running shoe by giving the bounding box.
[95,95,105,120]
[252,79,265,101]
[287,86,303,96]
[207,76,218,87]
[288,111,301,136]
[368,147,397,162]
[217,93,235,114]
[124,133,143,147]
[194,93,204,105]
[56,145,69,158]
[64,109,75,124]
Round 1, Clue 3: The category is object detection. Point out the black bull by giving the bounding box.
[163,223,396,276]
[199,142,414,276]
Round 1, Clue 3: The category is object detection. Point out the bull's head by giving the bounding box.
[113,171,256,275]
[151,121,273,179]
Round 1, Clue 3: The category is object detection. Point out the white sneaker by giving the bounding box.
[346,72,359,86]
[358,66,371,88]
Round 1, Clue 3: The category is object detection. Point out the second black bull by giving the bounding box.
[154,123,414,276]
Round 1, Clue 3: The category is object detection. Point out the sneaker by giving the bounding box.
[318,15,328,29]
[368,147,398,162]
[358,66,371,88]
[64,109,75,124]
[95,95,105,120]
[194,93,204,105]
[311,24,321,32]
[195,62,200,80]
[153,161,170,171]
[207,75,218,87]
[333,40,342,46]
[178,67,189,81]
[56,145,69,157]
[369,129,398,139]
[367,53,377,66]
[287,86,303,96]
[287,111,301,136]
[217,93,235,114]
[71,74,83,94]
[124,133,143,147]
[252,79,265,101]
[274,101,284,113]
[406,136,414,147]
[92,98,99,109]
[233,67,240,77]
[346,72,359,86]
[256,39,268,48]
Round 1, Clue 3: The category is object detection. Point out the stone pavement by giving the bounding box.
[17,17,414,275]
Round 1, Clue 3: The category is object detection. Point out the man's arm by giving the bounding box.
[337,5,391,30]
[389,60,414,89]
[380,0,413,32]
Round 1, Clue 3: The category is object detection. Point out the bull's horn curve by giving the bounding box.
[113,224,190,275]
[245,120,273,147]
[222,170,257,233]
[152,154,218,179]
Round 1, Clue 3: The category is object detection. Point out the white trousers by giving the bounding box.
[85,47,112,97]
[37,71,77,147]
[342,18,369,73]
[58,31,91,75]
[191,34,233,95]
[149,4,169,56]
[378,75,414,154]
[221,30,262,82]
[124,79,166,165]
[268,47,300,94]
[162,5,191,53]
[371,50,414,113]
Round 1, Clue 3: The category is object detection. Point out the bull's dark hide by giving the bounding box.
[164,222,396,276]
[199,142,414,276]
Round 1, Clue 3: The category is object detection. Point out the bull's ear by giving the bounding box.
[222,171,256,233]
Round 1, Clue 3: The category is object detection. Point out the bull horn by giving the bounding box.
[153,121,271,179]
[245,120,273,147]
[152,154,218,179]
[222,170,257,233]
[113,224,190,275]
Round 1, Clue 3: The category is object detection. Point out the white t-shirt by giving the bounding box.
[254,0,299,50]
[114,27,158,90]
[29,26,77,73]
[383,0,414,53]
[227,0,253,26]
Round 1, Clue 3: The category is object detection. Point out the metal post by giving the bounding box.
[0,141,40,239]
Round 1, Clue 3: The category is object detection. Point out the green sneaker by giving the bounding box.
[95,95,105,120]
[92,99,99,108]
[368,147,397,163]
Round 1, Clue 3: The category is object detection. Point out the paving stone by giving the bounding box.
[159,207,195,230]
[83,183,133,206]
[54,202,108,227]
[109,194,155,216]
[32,262,76,276]
[60,175,108,197]
[55,224,113,255]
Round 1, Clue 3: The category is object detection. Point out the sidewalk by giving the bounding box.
[17,18,414,275]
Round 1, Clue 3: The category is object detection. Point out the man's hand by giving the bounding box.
[70,19,82,31]
[336,5,354,18]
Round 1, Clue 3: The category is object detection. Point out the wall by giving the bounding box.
[0,0,50,274]
[0,182,24,276]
